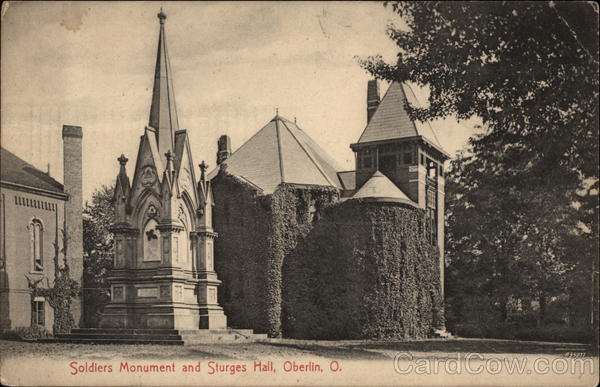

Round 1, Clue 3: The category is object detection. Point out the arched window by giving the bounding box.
[30,219,43,271]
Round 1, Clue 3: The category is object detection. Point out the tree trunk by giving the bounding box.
[538,294,546,328]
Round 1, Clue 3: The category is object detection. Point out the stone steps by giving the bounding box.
[43,328,268,345]
[41,337,185,345]
[70,328,178,335]
[55,333,182,341]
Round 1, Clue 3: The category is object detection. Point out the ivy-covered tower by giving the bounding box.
[101,10,227,330]
[350,80,450,295]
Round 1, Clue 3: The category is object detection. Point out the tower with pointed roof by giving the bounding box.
[350,80,450,296]
[101,11,227,330]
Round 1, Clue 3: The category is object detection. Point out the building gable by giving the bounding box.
[211,116,342,194]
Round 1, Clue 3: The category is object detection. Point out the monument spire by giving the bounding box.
[149,8,179,161]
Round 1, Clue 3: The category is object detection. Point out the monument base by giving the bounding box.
[199,306,227,329]
[100,303,226,330]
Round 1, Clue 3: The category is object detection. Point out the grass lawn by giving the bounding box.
[0,336,593,360]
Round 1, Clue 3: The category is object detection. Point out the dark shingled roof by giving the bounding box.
[337,170,356,191]
[210,115,343,194]
[357,82,443,149]
[1,147,64,193]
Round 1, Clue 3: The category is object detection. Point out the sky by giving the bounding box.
[1,1,477,202]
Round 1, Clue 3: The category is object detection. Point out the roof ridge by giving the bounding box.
[401,83,442,146]
[226,118,273,160]
[279,119,337,187]
[274,117,286,183]
[357,81,397,143]
[398,82,422,144]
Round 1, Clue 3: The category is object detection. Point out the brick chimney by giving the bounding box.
[62,124,83,326]
[216,135,231,165]
[367,79,380,123]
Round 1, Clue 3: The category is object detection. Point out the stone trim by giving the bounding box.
[14,195,58,211]
[110,224,139,235]
[191,230,218,238]
[1,181,68,200]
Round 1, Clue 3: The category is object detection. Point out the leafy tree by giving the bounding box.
[82,184,114,327]
[362,1,598,184]
[362,1,598,343]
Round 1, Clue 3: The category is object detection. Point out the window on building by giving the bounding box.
[359,149,373,169]
[379,143,395,154]
[427,160,438,178]
[31,299,45,326]
[30,219,43,271]
[379,155,396,171]
[427,188,437,209]
[403,151,413,165]
[426,207,437,245]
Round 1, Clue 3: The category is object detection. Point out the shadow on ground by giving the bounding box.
[257,338,591,358]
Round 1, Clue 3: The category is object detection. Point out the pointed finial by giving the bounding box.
[294,117,297,124]
[157,8,167,24]
[199,160,208,182]
[118,154,128,166]
[199,160,208,173]
[276,107,279,115]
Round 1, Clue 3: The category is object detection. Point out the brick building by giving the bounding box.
[0,125,83,332]
[210,80,449,338]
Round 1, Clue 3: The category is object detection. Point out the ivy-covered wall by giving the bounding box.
[212,171,441,339]
[282,200,442,340]
[211,172,338,337]
[212,173,271,333]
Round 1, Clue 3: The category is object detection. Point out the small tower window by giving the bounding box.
[30,219,43,271]
[359,149,373,169]
[427,160,438,178]
[379,155,396,171]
